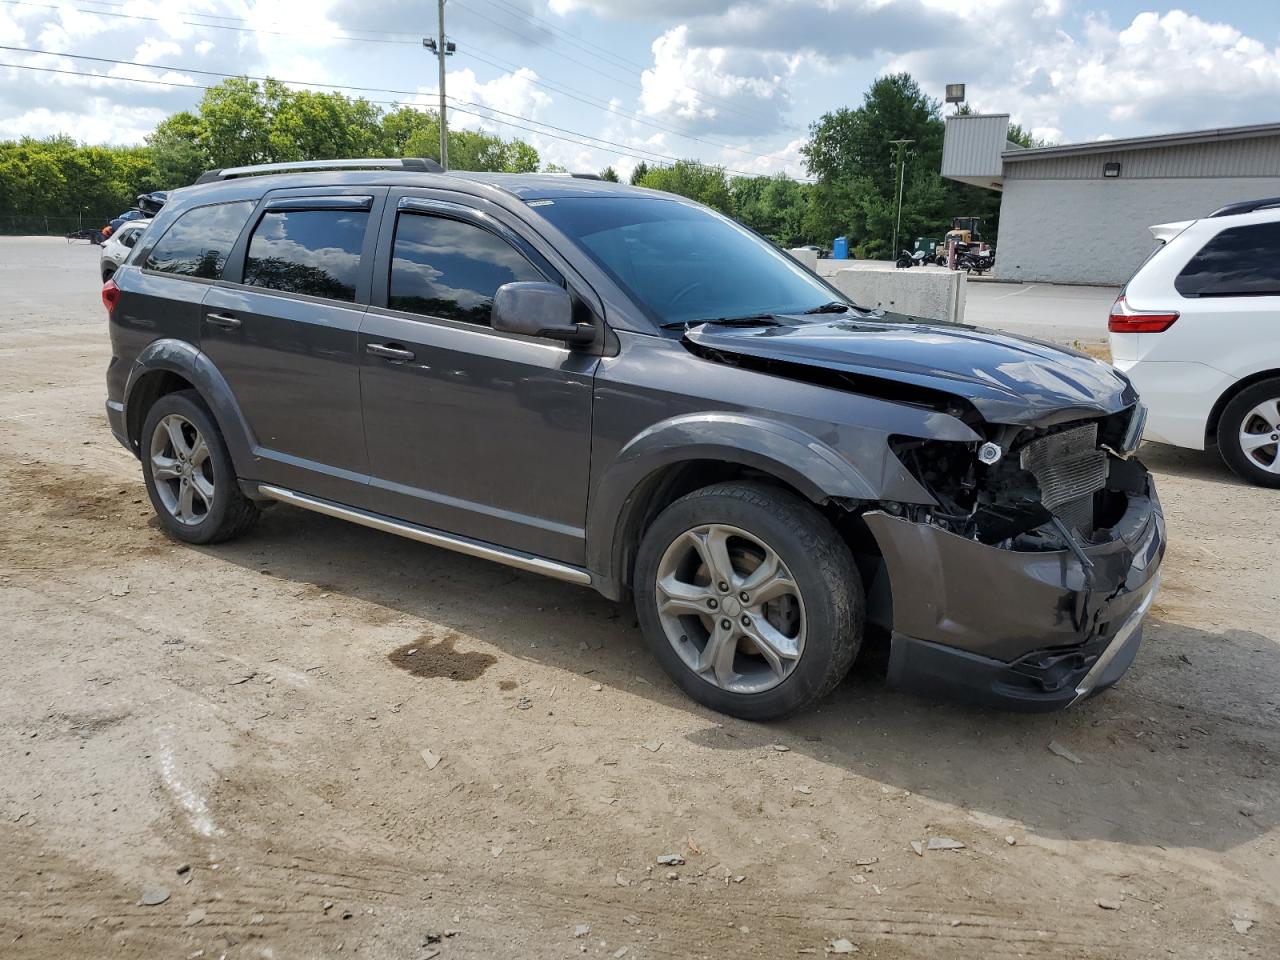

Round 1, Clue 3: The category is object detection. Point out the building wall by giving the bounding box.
[1003,134,1280,180]
[995,176,1280,285]
[941,114,1011,180]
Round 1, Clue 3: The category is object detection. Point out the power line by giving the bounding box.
[471,0,648,73]
[0,0,419,43]
[0,56,799,177]
[7,0,785,159]
[458,46,797,170]
[462,0,765,123]
[0,41,809,178]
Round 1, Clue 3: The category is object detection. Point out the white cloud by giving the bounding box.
[5,103,167,144]
[135,38,182,63]
[891,7,1280,143]
[639,25,793,136]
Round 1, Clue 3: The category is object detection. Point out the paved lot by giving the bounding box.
[1,237,1277,959]
[817,258,1118,344]
[965,280,1119,345]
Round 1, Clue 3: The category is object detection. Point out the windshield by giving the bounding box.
[528,196,844,327]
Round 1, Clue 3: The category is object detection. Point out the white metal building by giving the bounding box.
[942,115,1280,285]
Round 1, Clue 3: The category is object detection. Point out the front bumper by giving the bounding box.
[864,470,1165,711]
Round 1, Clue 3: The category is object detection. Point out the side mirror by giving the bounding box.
[491,281,593,345]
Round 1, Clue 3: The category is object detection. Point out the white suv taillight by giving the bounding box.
[1108,295,1178,333]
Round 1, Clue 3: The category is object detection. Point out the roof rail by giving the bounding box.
[194,157,444,185]
[1208,197,1280,218]
[569,172,602,180]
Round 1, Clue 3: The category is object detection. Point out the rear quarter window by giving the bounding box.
[144,201,255,280]
[243,208,368,302]
[1175,221,1280,297]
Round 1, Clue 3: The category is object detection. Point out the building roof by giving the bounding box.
[1002,121,1280,162]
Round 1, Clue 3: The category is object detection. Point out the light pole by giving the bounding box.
[423,1,455,170]
[889,138,914,257]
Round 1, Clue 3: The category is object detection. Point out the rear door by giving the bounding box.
[201,188,387,503]
[358,191,598,563]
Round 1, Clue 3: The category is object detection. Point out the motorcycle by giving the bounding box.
[895,249,931,269]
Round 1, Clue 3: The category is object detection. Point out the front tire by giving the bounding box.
[141,390,259,543]
[634,482,864,720]
[1218,378,1280,487]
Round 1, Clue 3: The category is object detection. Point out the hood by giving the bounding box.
[684,314,1137,427]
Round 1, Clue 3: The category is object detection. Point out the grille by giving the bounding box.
[1019,423,1108,534]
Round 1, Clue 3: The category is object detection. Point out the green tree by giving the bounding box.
[636,160,734,215]
[197,77,284,167]
[598,165,619,182]
[148,111,207,186]
[268,89,383,161]
[731,174,810,247]
[800,72,1014,254]
[629,161,649,185]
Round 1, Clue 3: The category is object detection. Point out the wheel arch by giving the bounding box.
[124,339,255,473]
[1205,368,1280,445]
[585,413,885,601]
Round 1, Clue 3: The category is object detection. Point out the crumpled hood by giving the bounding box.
[684,313,1137,427]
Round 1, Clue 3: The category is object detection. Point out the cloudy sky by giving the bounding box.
[1,0,1278,179]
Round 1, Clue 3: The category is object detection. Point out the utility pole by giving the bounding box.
[423,2,454,170]
[889,138,914,257]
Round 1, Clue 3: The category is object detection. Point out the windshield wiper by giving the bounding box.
[802,300,852,315]
[660,314,782,330]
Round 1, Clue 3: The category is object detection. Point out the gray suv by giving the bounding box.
[104,158,1164,719]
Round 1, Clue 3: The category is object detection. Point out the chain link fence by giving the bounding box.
[1,214,122,237]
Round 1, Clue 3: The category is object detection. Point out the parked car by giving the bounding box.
[105,209,146,237]
[1110,198,1280,486]
[797,243,829,259]
[103,158,1163,719]
[100,220,147,281]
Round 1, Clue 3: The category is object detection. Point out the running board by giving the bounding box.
[256,484,593,586]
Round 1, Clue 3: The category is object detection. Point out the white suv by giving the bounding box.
[1110,199,1280,486]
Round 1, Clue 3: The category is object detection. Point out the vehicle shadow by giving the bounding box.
[202,504,1279,856]
[1140,441,1248,486]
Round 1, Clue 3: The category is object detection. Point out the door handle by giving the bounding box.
[366,343,416,362]
[205,312,241,330]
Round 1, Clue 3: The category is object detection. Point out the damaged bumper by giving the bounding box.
[863,469,1165,712]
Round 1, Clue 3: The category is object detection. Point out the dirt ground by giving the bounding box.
[1,237,1277,959]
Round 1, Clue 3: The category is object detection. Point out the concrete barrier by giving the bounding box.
[787,247,819,271]
[828,266,967,324]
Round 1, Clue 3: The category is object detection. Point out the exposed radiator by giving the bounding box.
[1019,423,1108,534]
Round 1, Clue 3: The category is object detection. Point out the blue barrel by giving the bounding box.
[832,236,848,259]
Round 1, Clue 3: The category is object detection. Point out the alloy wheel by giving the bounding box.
[1238,397,1280,473]
[654,523,806,695]
[149,413,215,525]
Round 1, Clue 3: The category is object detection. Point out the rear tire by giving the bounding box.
[633,481,864,720]
[141,390,259,544]
[1218,378,1280,488]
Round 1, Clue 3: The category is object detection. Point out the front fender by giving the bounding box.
[585,412,923,599]
[124,338,256,473]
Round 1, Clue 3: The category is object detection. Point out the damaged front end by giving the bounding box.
[863,405,1164,711]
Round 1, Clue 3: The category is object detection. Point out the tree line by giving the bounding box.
[2,72,1027,251]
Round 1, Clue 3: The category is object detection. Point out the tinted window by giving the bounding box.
[1175,222,1280,297]
[531,196,840,326]
[244,209,368,302]
[144,201,253,279]
[389,214,544,325]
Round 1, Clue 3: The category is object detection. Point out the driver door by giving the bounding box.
[358,193,598,564]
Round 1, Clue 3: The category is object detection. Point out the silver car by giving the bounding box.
[99,220,148,281]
